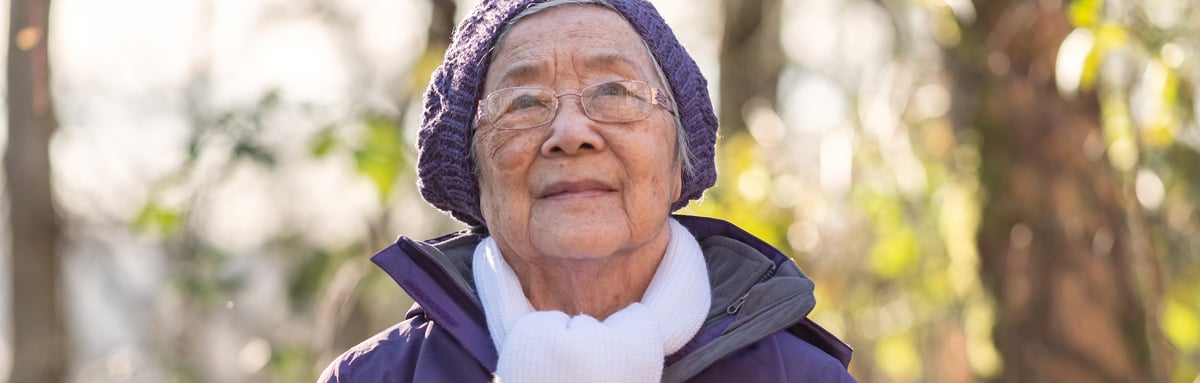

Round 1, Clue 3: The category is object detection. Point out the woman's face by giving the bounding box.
[475,5,682,263]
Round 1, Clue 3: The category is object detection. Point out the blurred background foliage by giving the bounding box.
[1,0,1198,382]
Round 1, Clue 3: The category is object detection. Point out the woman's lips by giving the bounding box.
[537,179,617,199]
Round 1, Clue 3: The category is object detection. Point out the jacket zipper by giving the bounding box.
[726,292,750,314]
[702,262,778,327]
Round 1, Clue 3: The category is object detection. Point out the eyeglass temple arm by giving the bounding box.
[653,88,676,114]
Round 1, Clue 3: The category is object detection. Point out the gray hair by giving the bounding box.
[475,0,695,178]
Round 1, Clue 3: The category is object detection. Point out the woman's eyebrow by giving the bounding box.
[583,52,641,73]
[495,62,545,87]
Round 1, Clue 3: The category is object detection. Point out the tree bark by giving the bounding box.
[719,0,783,135]
[428,0,456,49]
[6,0,67,382]
[954,1,1161,382]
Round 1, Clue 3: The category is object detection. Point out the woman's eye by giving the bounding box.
[596,83,632,96]
[508,94,543,111]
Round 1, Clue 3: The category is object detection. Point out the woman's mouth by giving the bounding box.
[537,179,617,199]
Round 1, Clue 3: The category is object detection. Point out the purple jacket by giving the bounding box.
[321,216,855,382]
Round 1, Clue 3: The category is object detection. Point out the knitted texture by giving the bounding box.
[417,0,719,226]
[472,218,711,382]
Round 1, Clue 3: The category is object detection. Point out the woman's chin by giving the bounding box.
[531,229,625,261]
[535,238,618,259]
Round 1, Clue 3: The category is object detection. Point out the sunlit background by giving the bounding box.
[1,0,1198,381]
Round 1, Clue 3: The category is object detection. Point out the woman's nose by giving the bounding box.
[540,97,607,156]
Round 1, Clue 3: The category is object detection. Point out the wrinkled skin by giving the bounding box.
[474,5,682,317]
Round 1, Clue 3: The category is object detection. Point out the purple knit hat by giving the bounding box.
[417,0,719,227]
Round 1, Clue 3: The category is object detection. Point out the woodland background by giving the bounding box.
[3,0,1199,382]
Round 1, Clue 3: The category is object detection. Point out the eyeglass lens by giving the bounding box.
[484,81,657,130]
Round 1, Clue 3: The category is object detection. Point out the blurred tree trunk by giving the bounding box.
[719,0,783,135]
[5,0,67,382]
[428,0,455,49]
[320,0,457,364]
[954,1,1164,382]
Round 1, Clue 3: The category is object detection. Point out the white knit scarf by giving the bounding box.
[473,218,711,383]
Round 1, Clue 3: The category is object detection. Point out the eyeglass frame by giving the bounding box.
[475,79,677,131]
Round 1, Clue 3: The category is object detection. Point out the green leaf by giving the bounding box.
[869,226,919,278]
[859,191,920,278]
[353,116,407,201]
[309,125,340,158]
[133,201,184,237]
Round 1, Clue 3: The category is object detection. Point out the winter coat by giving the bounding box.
[320,215,855,382]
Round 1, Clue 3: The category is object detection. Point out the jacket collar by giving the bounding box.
[370,230,496,370]
[369,215,851,374]
[672,216,852,368]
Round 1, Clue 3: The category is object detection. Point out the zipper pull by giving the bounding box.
[726,292,750,315]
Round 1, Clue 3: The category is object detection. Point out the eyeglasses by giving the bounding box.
[476,80,675,131]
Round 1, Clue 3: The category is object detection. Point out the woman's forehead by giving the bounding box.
[491,51,647,87]
[486,6,654,87]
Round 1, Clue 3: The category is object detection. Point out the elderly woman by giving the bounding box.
[321,0,853,381]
